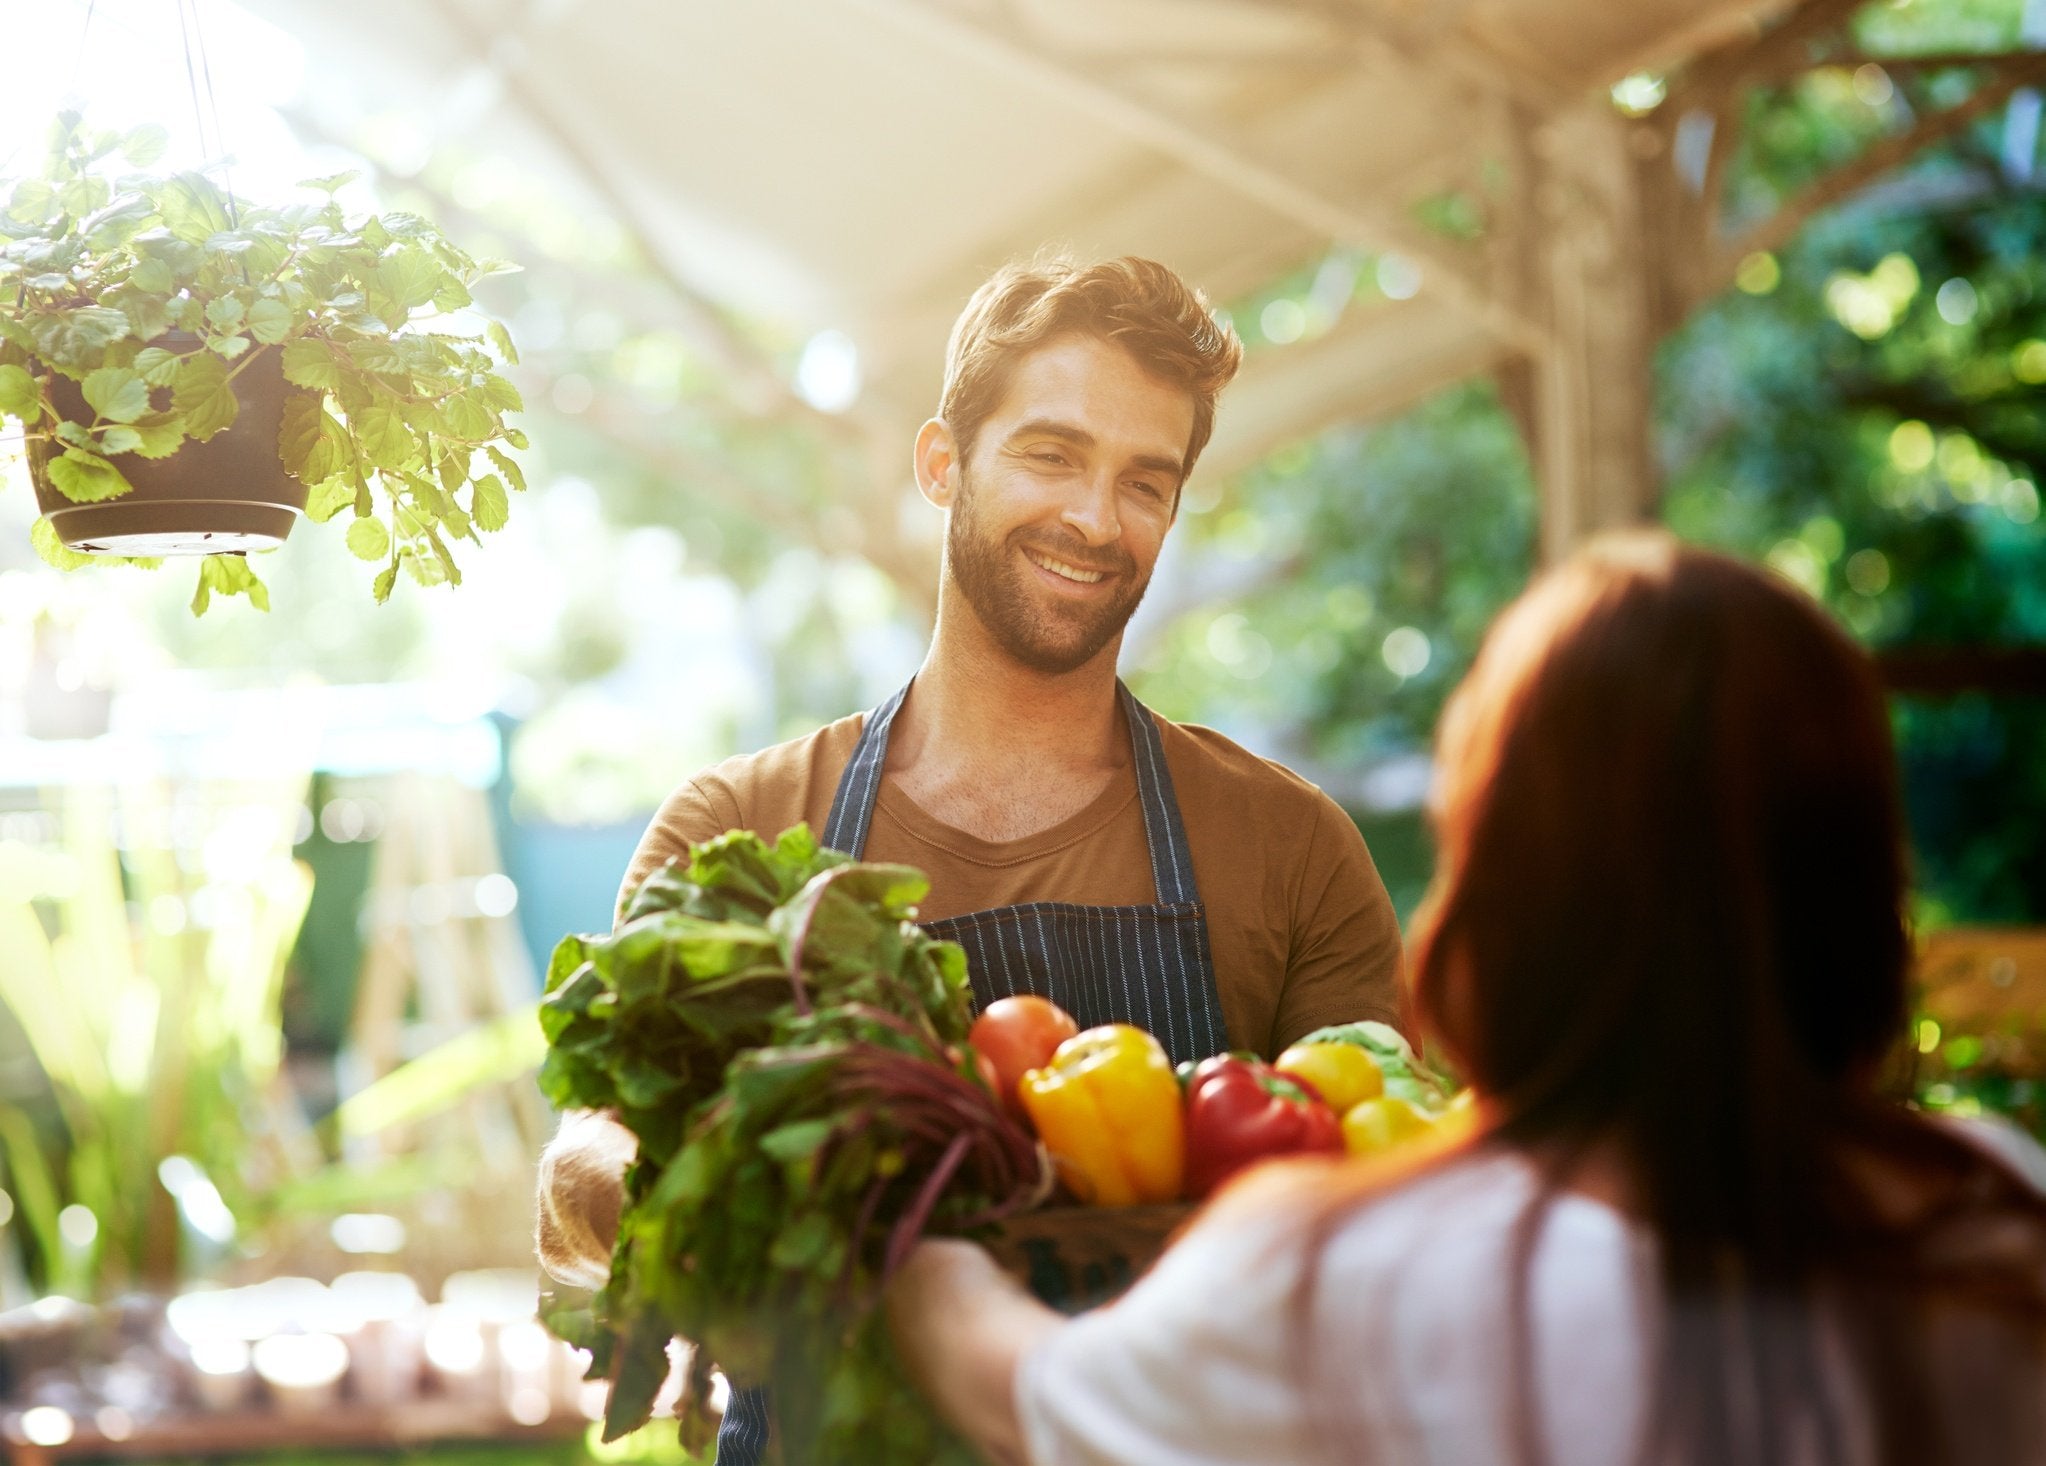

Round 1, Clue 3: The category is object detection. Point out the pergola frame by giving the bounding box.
[844,0,2046,564]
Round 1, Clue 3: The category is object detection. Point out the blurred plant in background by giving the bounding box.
[0,776,313,1297]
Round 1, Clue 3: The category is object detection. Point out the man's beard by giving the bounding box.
[945,471,1153,675]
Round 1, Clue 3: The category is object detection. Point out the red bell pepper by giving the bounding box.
[1183,1054,1344,1198]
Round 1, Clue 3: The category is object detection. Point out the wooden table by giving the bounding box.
[2,1397,589,1465]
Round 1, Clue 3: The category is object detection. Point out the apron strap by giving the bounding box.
[1118,680,1200,907]
[820,681,912,856]
[821,679,1202,908]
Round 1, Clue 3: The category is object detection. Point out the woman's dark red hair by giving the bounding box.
[1298,532,2046,1465]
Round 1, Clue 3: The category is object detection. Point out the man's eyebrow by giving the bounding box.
[1004,418,1185,482]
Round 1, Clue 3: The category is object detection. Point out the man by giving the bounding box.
[537,256,1404,1462]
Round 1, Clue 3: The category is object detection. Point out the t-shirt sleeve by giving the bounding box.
[1269,794,1405,1052]
[615,776,743,920]
[1015,1207,1324,1465]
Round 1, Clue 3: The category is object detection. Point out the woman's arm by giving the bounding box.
[885,1239,1066,1465]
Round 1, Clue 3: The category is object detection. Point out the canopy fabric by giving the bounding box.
[260,0,1792,474]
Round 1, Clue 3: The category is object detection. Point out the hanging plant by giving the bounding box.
[0,112,527,612]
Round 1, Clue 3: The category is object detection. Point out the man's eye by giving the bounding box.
[1126,480,1163,498]
[1030,452,1069,467]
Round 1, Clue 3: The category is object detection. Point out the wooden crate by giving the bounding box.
[980,1205,1195,1313]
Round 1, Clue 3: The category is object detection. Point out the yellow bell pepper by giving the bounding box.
[1340,1095,1433,1157]
[1018,1024,1184,1206]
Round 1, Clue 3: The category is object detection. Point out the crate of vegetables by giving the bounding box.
[963,998,1464,1311]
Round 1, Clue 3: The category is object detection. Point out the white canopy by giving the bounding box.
[256,0,1791,481]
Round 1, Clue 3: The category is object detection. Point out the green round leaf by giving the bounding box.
[299,170,361,195]
[45,448,134,503]
[127,412,188,459]
[403,549,447,587]
[28,306,131,369]
[0,364,38,420]
[205,296,247,331]
[172,354,238,440]
[280,338,342,390]
[469,472,509,532]
[128,257,174,294]
[8,180,58,225]
[133,347,183,387]
[120,124,170,168]
[346,515,391,562]
[31,516,95,571]
[246,297,293,345]
[352,404,412,467]
[306,478,355,523]
[97,425,143,454]
[154,172,233,244]
[206,333,251,360]
[442,394,495,441]
[485,445,527,493]
[81,366,150,423]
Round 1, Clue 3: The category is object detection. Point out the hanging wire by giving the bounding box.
[67,0,101,101]
[188,0,241,226]
[177,0,215,165]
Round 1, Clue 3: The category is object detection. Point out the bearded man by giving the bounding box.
[536,256,1404,1464]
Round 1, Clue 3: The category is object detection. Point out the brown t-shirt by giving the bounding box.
[619,711,1404,1058]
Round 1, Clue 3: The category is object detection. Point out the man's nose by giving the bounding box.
[1060,473,1120,547]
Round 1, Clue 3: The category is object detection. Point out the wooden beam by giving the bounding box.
[842,0,1548,354]
[1710,51,2046,289]
[1672,0,1874,109]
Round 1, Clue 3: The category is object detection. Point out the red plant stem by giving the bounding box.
[884,1131,975,1279]
[781,867,875,1015]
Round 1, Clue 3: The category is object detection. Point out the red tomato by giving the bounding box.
[969,996,1079,1116]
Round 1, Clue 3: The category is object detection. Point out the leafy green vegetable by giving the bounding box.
[538,826,1044,1464]
[1296,1019,1453,1112]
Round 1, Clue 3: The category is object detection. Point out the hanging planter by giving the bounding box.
[0,113,528,613]
[29,329,306,556]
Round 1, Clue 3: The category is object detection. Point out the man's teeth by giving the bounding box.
[1025,549,1106,584]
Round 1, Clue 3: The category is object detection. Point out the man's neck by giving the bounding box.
[879,590,1129,841]
[896,602,1125,775]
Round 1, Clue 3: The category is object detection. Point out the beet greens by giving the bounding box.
[537,825,1044,1463]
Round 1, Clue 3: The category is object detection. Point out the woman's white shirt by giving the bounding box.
[1014,1117,2046,1466]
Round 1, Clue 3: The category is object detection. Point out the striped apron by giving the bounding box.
[716,677,1229,1464]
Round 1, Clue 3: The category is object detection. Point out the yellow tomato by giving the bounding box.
[1341,1095,1433,1157]
[1275,1042,1383,1114]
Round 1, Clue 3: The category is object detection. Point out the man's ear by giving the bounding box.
[915,419,960,509]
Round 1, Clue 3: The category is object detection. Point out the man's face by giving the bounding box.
[944,335,1194,675]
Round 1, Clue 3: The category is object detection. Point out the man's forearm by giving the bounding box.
[535,1110,637,1288]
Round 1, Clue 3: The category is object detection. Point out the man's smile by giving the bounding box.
[1022,546,1110,585]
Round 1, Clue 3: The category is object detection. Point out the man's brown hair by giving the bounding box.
[938,256,1243,485]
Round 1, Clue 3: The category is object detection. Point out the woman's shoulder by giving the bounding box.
[1180,1145,1635,1293]
[1932,1111,2046,1194]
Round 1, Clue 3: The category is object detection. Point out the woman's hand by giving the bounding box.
[886,1239,1064,1466]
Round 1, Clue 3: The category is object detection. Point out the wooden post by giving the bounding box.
[1498,102,1663,563]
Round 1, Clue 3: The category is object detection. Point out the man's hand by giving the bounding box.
[535,1110,637,1288]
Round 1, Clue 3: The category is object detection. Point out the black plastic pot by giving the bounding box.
[31,332,310,556]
